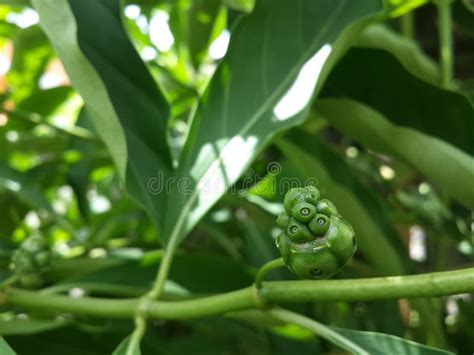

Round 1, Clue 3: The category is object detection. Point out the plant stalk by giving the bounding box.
[128,238,180,353]
[400,11,415,39]
[3,268,474,320]
[436,0,453,88]
[255,257,286,289]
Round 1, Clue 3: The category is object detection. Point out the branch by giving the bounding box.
[436,0,453,88]
[3,268,474,320]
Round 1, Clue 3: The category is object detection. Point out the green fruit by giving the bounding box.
[308,214,330,236]
[304,185,321,205]
[291,202,316,223]
[276,232,291,264]
[287,218,312,243]
[283,188,307,212]
[276,212,290,228]
[286,246,340,279]
[276,188,355,280]
[283,186,321,212]
[316,199,338,216]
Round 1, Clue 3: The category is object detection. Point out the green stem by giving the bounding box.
[128,236,180,351]
[268,308,369,354]
[400,11,415,39]
[4,268,474,320]
[127,313,147,355]
[255,257,286,289]
[436,0,453,88]
[147,238,180,300]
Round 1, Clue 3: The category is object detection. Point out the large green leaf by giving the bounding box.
[316,98,474,209]
[356,24,440,85]
[321,47,474,155]
[0,337,15,355]
[276,130,406,276]
[32,0,173,233]
[5,327,116,355]
[164,0,383,245]
[333,327,453,355]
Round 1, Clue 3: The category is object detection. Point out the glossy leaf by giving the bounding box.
[32,0,173,233]
[322,48,474,155]
[0,337,15,355]
[356,24,440,85]
[165,0,383,245]
[333,327,453,355]
[316,98,474,209]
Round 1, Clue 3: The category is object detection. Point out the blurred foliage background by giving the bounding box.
[0,0,473,354]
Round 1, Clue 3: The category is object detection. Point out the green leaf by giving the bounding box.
[332,327,454,355]
[322,48,474,155]
[0,318,70,336]
[165,0,383,245]
[356,24,440,85]
[0,337,16,355]
[112,336,141,355]
[32,0,173,233]
[276,130,406,276]
[17,87,74,117]
[5,327,114,355]
[316,98,474,210]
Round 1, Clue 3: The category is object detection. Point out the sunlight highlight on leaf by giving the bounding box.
[273,44,332,121]
[209,29,230,60]
[192,135,259,222]
[150,10,175,52]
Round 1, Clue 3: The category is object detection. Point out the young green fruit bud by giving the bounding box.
[276,212,290,228]
[316,199,338,216]
[308,214,330,236]
[291,202,316,223]
[287,218,312,243]
[276,188,356,279]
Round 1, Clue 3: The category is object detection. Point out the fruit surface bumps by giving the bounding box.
[276,186,356,279]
